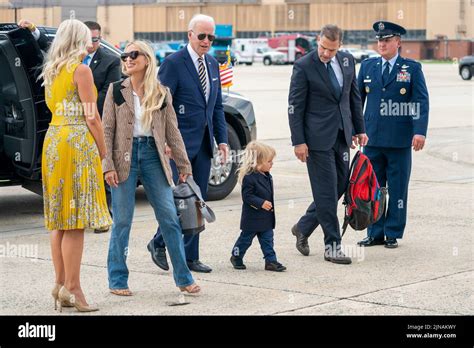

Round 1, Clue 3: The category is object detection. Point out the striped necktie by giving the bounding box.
[198,57,207,97]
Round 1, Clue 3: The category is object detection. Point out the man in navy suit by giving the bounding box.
[288,24,368,264]
[357,21,429,248]
[148,14,228,273]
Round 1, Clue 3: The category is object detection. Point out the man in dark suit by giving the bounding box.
[148,14,229,273]
[82,21,122,118]
[19,20,121,118]
[288,24,368,264]
[357,21,429,249]
[18,19,49,51]
[82,21,121,233]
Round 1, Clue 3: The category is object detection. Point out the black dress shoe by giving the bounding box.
[324,250,352,264]
[265,261,287,272]
[384,238,398,248]
[94,226,110,234]
[230,256,246,270]
[147,241,169,271]
[357,236,385,247]
[187,260,212,273]
[291,224,310,256]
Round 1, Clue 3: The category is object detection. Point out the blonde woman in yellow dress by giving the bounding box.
[40,19,112,312]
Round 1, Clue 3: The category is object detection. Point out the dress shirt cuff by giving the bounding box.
[31,28,40,40]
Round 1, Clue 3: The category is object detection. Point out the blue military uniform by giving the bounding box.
[357,21,429,244]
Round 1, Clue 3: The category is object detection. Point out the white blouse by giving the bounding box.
[132,91,153,137]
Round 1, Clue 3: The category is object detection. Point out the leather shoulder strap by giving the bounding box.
[186,176,216,223]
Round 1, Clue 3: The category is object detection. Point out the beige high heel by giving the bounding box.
[178,283,201,296]
[52,284,73,310]
[58,286,99,313]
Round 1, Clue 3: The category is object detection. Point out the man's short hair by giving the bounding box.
[188,14,215,31]
[320,24,343,42]
[84,21,101,32]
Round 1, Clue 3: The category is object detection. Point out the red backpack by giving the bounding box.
[342,150,387,237]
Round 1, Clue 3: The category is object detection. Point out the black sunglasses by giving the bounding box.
[91,36,101,43]
[120,50,145,62]
[191,31,215,42]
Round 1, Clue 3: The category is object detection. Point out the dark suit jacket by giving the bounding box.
[288,50,365,151]
[89,47,121,117]
[158,45,228,159]
[240,172,275,232]
[37,30,50,51]
[357,56,429,148]
[36,32,121,118]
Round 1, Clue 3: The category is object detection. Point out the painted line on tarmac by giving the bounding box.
[272,268,473,315]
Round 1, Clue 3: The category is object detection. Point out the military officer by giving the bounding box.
[357,21,429,248]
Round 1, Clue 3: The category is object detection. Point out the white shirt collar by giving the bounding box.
[187,44,204,64]
[325,56,340,68]
[322,57,336,65]
[382,53,398,67]
[86,51,96,65]
[186,44,210,101]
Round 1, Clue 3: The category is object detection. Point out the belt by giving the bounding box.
[133,136,154,142]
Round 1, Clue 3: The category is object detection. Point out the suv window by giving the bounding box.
[0,28,48,177]
[0,36,19,156]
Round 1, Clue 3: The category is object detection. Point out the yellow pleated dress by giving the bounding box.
[42,62,112,231]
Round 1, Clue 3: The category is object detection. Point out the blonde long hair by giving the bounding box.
[238,141,276,183]
[39,19,91,86]
[122,40,167,132]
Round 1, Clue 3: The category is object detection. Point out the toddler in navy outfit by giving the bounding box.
[230,141,286,272]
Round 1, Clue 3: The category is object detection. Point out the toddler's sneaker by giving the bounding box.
[230,256,246,270]
[265,261,286,272]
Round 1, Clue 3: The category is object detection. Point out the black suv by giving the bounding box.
[0,24,256,200]
[459,55,474,81]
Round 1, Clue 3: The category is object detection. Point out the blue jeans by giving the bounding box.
[107,137,194,289]
[231,229,277,263]
[152,135,212,261]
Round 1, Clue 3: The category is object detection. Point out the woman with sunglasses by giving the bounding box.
[102,41,200,296]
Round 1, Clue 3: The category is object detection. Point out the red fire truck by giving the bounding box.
[267,34,316,63]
